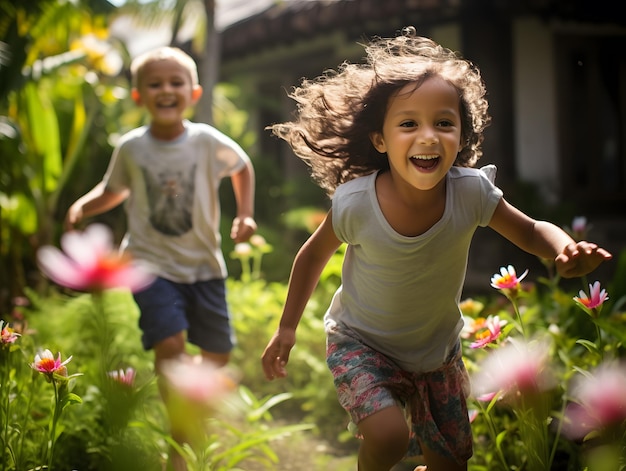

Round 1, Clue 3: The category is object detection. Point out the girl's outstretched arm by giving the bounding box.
[488,198,612,278]
[261,210,342,380]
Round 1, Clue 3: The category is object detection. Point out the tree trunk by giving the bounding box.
[194,0,218,125]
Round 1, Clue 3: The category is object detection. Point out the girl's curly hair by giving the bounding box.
[268,27,490,196]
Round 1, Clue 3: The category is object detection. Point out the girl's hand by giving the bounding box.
[555,241,612,278]
[261,328,296,380]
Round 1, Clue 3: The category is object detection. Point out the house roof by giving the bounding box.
[219,0,458,61]
[218,0,625,62]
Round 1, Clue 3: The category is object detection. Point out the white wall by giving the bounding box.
[513,18,560,204]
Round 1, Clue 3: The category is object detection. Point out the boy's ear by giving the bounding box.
[369,131,386,153]
[131,88,142,105]
[192,85,203,102]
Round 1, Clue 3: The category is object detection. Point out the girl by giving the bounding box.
[261,27,611,471]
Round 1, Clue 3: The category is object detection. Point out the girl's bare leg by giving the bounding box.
[420,441,466,471]
[356,406,410,471]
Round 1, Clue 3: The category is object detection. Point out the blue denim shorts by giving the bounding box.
[133,277,234,353]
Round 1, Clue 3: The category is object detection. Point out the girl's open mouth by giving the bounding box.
[410,155,440,170]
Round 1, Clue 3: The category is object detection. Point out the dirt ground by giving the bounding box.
[241,430,423,471]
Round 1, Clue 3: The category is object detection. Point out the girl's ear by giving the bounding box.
[192,86,203,103]
[369,131,386,153]
[458,135,466,153]
[131,88,142,105]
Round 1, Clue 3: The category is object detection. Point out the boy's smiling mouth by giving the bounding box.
[409,154,440,170]
[157,102,177,109]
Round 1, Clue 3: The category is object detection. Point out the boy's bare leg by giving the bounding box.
[154,333,189,471]
[199,350,230,367]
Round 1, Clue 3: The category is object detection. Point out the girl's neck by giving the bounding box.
[375,171,446,237]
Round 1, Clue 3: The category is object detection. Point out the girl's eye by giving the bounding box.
[437,120,454,128]
[400,121,416,128]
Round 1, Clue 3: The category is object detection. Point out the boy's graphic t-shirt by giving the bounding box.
[103,120,249,283]
[326,166,503,373]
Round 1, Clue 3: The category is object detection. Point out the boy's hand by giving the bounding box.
[555,241,612,278]
[231,216,257,243]
[261,328,296,380]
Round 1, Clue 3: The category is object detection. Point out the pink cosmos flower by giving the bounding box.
[475,391,499,403]
[562,362,626,440]
[31,349,72,379]
[569,216,588,241]
[37,224,154,293]
[161,358,237,405]
[470,316,506,349]
[471,338,556,401]
[573,281,609,318]
[0,320,20,345]
[490,265,529,292]
[108,367,136,387]
[160,358,239,443]
[572,216,587,233]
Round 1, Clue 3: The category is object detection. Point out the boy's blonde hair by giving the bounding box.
[130,47,199,88]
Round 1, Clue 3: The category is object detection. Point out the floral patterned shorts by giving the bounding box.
[326,323,473,465]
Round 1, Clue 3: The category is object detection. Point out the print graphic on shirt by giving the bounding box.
[141,164,195,236]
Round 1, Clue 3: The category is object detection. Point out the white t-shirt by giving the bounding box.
[103,121,250,283]
[325,166,503,373]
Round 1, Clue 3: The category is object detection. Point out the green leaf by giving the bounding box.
[0,192,37,234]
[23,81,62,193]
[496,429,508,449]
[575,339,600,354]
[246,392,294,422]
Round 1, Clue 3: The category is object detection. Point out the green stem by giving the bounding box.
[519,393,553,471]
[48,380,60,470]
[476,399,509,470]
[594,322,604,361]
[252,253,262,281]
[548,398,567,467]
[511,298,526,338]
[15,370,36,471]
[240,257,251,283]
[93,293,113,380]
[1,358,10,471]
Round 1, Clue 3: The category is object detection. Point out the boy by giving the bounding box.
[66,46,256,470]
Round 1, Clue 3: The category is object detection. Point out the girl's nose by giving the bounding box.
[417,127,438,145]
